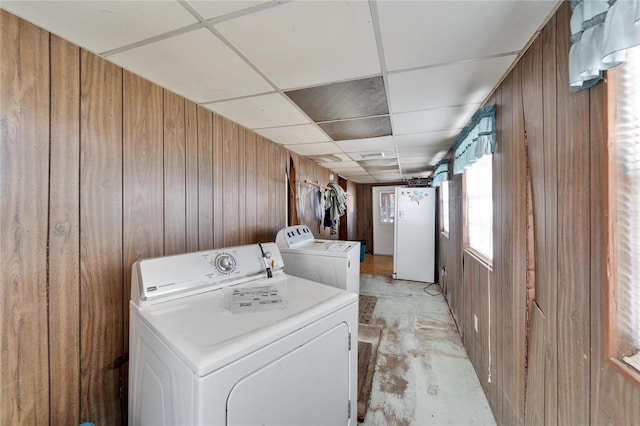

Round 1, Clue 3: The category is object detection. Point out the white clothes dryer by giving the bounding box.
[275,225,360,294]
[128,242,358,426]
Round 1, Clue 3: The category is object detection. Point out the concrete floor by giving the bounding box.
[359,273,496,426]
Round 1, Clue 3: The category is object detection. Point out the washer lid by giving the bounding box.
[295,239,358,253]
[134,274,356,377]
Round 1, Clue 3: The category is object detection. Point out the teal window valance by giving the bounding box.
[430,159,450,188]
[453,104,496,175]
[569,0,640,92]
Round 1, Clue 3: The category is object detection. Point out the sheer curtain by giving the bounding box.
[570,0,640,91]
[613,45,640,365]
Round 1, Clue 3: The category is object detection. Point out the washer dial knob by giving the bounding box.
[214,253,236,274]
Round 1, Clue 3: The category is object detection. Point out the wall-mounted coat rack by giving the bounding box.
[304,180,330,190]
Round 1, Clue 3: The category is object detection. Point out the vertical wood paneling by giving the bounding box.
[245,131,258,242]
[556,4,592,425]
[48,34,81,426]
[184,101,199,252]
[223,120,240,246]
[123,71,164,351]
[268,141,280,240]
[163,90,186,255]
[238,128,247,244]
[489,85,503,425]
[511,60,528,426]
[197,106,213,249]
[525,305,546,426]
[355,183,373,247]
[213,113,224,248]
[79,50,123,425]
[541,13,559,425]
[0,10,50,425]
[346,180,357,241]
[256,135,270,241]
[278,145,288,233]
[521,34,547,426]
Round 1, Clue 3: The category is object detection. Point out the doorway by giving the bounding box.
[371,186,397,255]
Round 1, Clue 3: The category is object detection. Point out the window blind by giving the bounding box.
[465,155,493,261]
[615,44,640,359]
[441,181,450,234]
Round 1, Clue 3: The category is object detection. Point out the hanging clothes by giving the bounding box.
[323,183,347,233]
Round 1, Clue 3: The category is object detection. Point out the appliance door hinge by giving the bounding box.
[348,400,351,419]
[348,332,351,351]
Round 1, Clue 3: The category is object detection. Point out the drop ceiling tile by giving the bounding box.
[256,125,329,145]
[336,136,395,153]
[315,154,353,164]
[214,1,380,89]
[185,1,268,20]
[398,155,432,165]
[285,77,388,122]
[286,142,342,156]
[204,93,310,129]
[388,55,516,113]
[393,104,480,135]
[370,171,402,180]
[402,165,432,174]
[1,1,198,53]
[109,29,273,103]
[397,146,446,157]
[347,175,377,183]
[395,130,459,149]
[327,166,365,173]
[377,0,558,71]
[319,116,392,141]
[348,149,397,161]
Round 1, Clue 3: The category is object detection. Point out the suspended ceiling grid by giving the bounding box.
[1,0,560,183]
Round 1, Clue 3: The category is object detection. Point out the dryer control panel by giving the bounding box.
[131,242,284,305]
[275,225,315,248]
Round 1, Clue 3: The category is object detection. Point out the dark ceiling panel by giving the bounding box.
[285,76,388,122]
[318,115,392,141]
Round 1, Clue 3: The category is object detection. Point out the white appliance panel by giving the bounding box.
[227,323,350,425]
[276,226,361,294]
[393,187,436,282]
[129,244,358,425]
[129,312,195,426]
[279,250,360,294]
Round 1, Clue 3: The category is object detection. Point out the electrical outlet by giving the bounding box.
[474,314,478,333]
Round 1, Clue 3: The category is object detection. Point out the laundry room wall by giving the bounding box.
[0,9,340,425]
[438,2,640,425]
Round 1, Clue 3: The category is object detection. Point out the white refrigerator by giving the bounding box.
[393,187,436,282]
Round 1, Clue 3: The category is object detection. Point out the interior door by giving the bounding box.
[372,186,397,255]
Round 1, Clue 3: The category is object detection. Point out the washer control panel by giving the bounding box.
[133,243,284,304]
[214,253,237,274]
[275,225,315,248]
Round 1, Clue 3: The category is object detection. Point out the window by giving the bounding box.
[441,181,450,235]
[379,190,395,223]
[607,44,640,385]
[464,154,493,262]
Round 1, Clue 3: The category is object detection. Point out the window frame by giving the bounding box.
[605,58,640,388]
[440,180,450,237]
[462,154,493,266]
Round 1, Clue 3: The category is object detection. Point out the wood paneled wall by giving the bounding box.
[438,2,640,425]
[0,10,338,424]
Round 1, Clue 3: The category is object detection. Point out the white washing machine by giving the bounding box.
[128,242,358,425]
[275,225,360,294]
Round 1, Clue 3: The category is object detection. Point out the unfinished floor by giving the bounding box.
[359,271,496,426]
